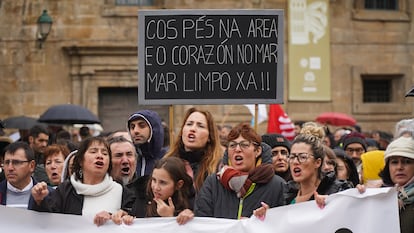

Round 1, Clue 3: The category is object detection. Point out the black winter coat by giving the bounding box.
[284,171,353,204]
[29,179,133,215]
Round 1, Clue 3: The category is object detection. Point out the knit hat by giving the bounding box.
[261,133,291,153]
[384,136,414,161]
[342,132,367,151]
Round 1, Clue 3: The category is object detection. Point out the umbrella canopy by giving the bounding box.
[315,112,356,127]
[405,86,414,97]
[39,104,100,124]
[2,116,42,130]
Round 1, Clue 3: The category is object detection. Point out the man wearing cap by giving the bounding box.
[261,133,291,181]
[127,110,166,177]
[341,132,367,179]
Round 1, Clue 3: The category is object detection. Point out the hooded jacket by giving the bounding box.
[127,110,166,176]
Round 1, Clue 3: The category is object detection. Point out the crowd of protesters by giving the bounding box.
[0,111,413,233]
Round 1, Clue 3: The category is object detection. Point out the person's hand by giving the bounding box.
[122,214,135,225]
[252,202,269,221]
[314,191,328,209]
[111,209,128,225]
[93,211,112,226]
[31,181,49,205]
[356,184,366,194]
[176,208,194,225]
[154,197,175,217]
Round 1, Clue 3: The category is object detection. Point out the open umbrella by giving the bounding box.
[39,104,100,124]
[315,112,356,127]
[405,86,414,97]
[2,116,42,130]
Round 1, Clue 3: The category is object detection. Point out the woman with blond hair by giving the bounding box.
[164,107,223,192]
[285,122,352,204]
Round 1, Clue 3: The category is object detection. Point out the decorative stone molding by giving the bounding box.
[63,46,138,114]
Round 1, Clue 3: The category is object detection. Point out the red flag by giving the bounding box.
[267,104,296,140]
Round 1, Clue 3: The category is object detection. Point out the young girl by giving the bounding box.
[112,156,195,225]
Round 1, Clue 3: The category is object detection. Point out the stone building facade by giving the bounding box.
[0,0,413,136]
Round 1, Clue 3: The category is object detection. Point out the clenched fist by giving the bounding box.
[31,181,49,205]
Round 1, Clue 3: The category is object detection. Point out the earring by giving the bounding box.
[79,169,83,179]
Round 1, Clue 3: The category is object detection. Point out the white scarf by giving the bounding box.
[70,174,122,216]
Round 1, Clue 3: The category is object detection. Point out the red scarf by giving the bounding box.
[218,164,274,197]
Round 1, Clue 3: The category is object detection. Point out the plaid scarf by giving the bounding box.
[218,164,274,198]
[397,176,414,209]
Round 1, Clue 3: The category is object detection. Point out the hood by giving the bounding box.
[127,110,164,159]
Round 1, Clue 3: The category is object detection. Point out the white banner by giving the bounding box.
[1,188,400,233]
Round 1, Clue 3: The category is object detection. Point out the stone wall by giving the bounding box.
[0,0,413,136]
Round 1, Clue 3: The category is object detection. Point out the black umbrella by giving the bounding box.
[2,116,42,130]
[39,104,100,124]
[405,86,414,97]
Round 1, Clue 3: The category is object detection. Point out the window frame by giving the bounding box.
[353,0,409,22]
[102,0,161,17]
[351,65,412,114]
[362,76,392,103]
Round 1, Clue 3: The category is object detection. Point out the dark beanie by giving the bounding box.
[342,132,367,151]
[261,133,291,153]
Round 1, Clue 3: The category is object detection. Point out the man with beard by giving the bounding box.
[108,135,149,216]
[127,110,166,177]
[28,125,50,183]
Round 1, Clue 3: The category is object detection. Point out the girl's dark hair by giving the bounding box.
[72,136,111,181]
[334,148,360,187]
[146,157,193,217]
[379,161,393,186]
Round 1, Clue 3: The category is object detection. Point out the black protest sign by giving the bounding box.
[138,10,284,105]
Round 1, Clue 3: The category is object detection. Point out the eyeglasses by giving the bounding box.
[228,141,258,150]
[3,159,32,167]
[287,153,313,164]
[345,148,365,155]
[272,149,289,157]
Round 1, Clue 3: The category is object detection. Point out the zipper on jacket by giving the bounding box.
[237,183,256,219]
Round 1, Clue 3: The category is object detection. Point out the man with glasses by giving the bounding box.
[0,141,37,209]
[262,133,292,181]
[341,132,367,179]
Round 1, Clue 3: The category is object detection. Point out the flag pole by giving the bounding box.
[169,105,174,146]
[254,104,258,132]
